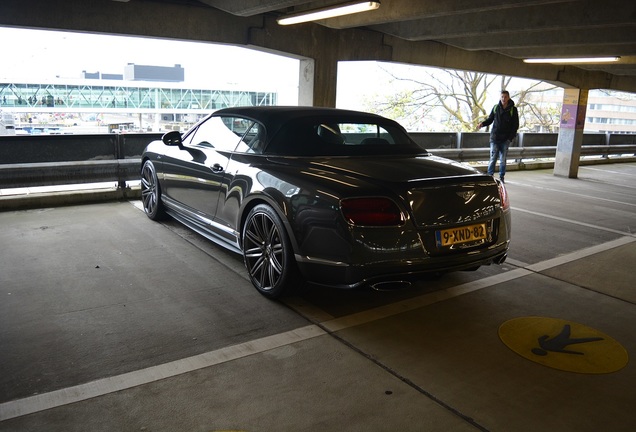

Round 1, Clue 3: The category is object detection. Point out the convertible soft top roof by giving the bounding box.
[212,106,395,130]
[207,105,425,157]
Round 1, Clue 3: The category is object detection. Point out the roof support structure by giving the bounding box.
[1,0,633,177]
[554,88,589,178]
[2,0,634,102]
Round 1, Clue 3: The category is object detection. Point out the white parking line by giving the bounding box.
[581,166,636,178]
[510,180,636,203]
[299,235,634,334]
[336,235,636,327]
[513,206,636,236]
[526,235,636,272]
[0,325,326,422]
[320,268,533,332]
[4,222,633,423]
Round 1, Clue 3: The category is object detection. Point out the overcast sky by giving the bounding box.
[1,26,303,98]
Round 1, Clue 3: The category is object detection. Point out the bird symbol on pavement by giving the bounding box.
[531,324,604,356]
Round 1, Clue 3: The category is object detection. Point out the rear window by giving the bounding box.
[267,118,425,156]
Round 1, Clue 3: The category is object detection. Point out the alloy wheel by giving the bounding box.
[140,161,165,220]
[243,210,285,293]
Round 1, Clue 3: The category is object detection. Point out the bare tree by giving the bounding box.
[366,66,559,132]
[596,89,636,101]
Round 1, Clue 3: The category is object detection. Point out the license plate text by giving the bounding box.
[436,223,487,247]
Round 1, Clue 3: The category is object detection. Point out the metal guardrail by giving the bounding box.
[430,144,636,162]
[1,133,635,194]
[0,133,160,193]
[1,160,140,189]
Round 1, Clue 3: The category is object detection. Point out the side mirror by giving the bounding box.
[162,130,183,147]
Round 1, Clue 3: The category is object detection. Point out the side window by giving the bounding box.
[339,123,396,145]
[315,123,345,145]
[235,122,266,154]
[185,116,246,152]
[311,122,399,148]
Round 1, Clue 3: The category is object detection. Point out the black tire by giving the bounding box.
[242,204,297,299]
[140,160,166,220]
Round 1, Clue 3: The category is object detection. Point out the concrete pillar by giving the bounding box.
[295,56,338,108]
[554,88,589,178]
[298,59,314,107]
[311,56,338,108]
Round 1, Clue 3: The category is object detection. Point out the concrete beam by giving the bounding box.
[321,0,578,28]
[361,0,633,41]
[196,0,302,17]
[0,0,259,46]
[433,27,636,52]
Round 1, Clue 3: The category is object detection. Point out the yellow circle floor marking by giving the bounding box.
[499,316,628,374]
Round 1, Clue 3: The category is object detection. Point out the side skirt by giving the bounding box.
[163,197,242,255]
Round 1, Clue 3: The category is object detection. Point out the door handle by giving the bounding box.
[211,163,224,173]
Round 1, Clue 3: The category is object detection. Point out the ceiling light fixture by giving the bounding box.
[523,56,621,64]
[277,1,380,26]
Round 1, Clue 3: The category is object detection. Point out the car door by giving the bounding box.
[214,121,265,233]
[160,115,246,219]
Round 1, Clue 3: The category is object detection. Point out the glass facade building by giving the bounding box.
[0,81,277,112]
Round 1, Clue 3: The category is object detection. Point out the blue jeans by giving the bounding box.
[488,139,510,178]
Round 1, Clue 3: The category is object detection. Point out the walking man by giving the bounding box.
[478,90,519,183]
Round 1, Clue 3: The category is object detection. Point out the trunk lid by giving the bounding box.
[309,154,502,227]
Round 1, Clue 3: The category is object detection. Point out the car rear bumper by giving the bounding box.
[295,240,510,289]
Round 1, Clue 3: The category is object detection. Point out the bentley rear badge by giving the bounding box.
[457,190,476,202]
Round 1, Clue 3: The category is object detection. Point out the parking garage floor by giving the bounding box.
[1,163,635,432]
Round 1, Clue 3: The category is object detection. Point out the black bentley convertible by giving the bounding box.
[141,106,510,298]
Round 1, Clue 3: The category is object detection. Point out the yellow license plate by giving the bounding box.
[436,223,488,247]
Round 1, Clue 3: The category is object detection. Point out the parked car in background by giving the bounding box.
[141,106,511,298]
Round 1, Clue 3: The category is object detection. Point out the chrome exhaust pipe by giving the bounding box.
[371,281,412,291]
[494,253,507,265]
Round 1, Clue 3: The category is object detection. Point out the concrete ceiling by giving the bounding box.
[1,0,634,95]
[198,0,636,79]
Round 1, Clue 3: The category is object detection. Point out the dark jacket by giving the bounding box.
[482,100,519,142]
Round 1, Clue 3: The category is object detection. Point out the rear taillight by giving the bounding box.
[340,197,404,226]
[497,180,510,210]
